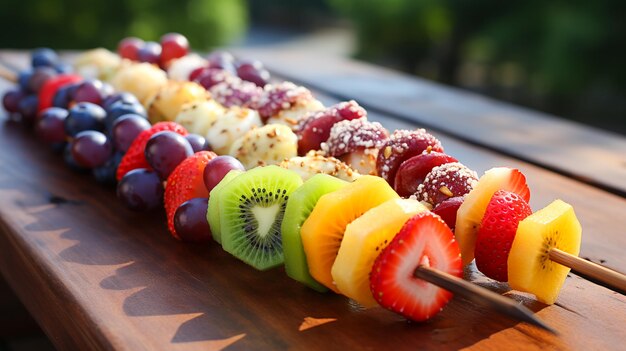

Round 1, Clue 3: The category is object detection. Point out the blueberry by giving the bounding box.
[93,151,123,185]
[18,71,33,93]
[17,94,39,123]
[32,48,59,68]
[103,92,140,112]
[54,62,73,74]
[64,102,106,136]
[105,100,147,134]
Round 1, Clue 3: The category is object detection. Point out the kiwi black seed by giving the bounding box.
[218,165,303,270]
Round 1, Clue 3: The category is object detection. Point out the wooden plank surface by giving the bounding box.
[233,49,626,197]
[0,51,625,351]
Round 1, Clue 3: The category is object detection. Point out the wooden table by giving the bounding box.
[0,49,624,350]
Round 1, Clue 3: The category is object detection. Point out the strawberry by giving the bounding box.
[164,151,216,239]
[38,74,82,111]
[370,212,462,322]
[394,151,458,198]
[474,190,532,282]
[116,122,188,181]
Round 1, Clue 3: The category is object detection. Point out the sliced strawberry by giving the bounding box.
[474,190,532,282]
[38,74,82,111]
[116,122,188,181]
[432,196,465,231]
[370,212,462,322]
[394,151,458,197]
[164,151,216,239]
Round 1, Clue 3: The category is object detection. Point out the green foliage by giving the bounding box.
[0,0,248,50]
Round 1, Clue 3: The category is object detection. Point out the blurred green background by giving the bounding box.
[0,0,624,134]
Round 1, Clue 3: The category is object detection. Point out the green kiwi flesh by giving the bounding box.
[219,165,303,270]
[207,170,243,244]
[281,174,348,292]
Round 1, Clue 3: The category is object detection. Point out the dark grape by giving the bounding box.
[112,114,151,152]
[118,37,145,61]
[63,143,88,172]
[52,83,79,108]
[65,102,106,136]
[145,131,193,180]
[236,59,270,87]
[160,33,189,65]
[93,151,123,185]
[18,94,39,123]
[137,41,162,65]
[28,67,57,93]
[36,107,68,144]
[73,79,106,105]
[206,51,236,73]
[105,100,147,134]
[117,168,164,211]
[174,198,211,242]
[203,155,245,192]
[103,92,140,111]
[71,130,113,168]
[194,68,232,90]
[2,89,24,113]
[31,48,58,68]
[185,134,210,153]
[18,71,33,93]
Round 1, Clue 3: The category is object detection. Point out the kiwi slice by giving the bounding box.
[207,170,243,244]
[281,174,348,292]
[219,165,303,270]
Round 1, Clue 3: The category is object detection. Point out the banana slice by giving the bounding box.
[279,153,360,182]
[205,106,262,155]
[175,100,226,136]
[145,81,210,123]
[229,124,297,169]
[266,99,324,132]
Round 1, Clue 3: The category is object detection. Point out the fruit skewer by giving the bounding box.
[414,265,557,334]
[548,248,626,295]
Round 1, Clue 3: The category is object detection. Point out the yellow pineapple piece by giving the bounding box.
[110,62,168,103]
[332,198,428,306]
[301,175,399,292]
[508,199,581,304]
[145,81,209,123]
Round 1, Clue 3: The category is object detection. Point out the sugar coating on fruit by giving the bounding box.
[175,99,226,136]
[415,162,478,206]
[167,54,208,81]
[376,129,444,185]
[257,82,315,120]
[209,77,263,108]
[321,118,389,157]
[297,100,367,132]
[205,106,263,155]
[229,124,297,169]
[279,152,360,182]
[266,98,325,131]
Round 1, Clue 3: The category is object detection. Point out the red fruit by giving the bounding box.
[432,196,464,231]
[116,122,188,181]
[394,151,458,197]
[297,100,367,155]
[38,74,82,111]
[164,151,216,239]
[160,33,189,66]
[322,118,389,157]
[209,78,263,108]
[415,162,478,206]
[370,212,462,322]
[118,37,144,61]
[257,82,314,121]
[474,190,532,282]
[377,129,444,187]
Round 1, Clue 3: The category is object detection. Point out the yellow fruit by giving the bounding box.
[301,175,399,292]
[508,199,581,304]
[110,62,168,103]
[332,198,427,306]
[175,100,226,136]
[205,107,263,155]
[73,48,121,81]
[455,167,530,265]
[279,153,360,182]
[229,124,297,169]
[145,81,209,123]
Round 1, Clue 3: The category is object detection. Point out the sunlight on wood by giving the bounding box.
[298,317,337,331]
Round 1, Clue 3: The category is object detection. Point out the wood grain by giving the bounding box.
[232,48,626,197]
[0,52,625,351]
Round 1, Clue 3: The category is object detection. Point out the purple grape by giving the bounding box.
[2,89,24,113]
[93,151,123,185]
[174,197,211,242]
[63,143,88,172]
[236,60,270,87]
[18,94,39,123]
[52,82,80,108]
[117,168,164,211]
[144,131,193,180]
[65,102,106,136]
[137,41,162,65]
[71,130,113,168]
[18,71,33,93]
[185,134,210,153]
[112,114,151,152]
[206,51,236,74]
[28,67,57,93]
[36,107,68,144]
[194,68,233,90]
[31,48,58,68]
[73,80,106,105]
[103,92,139,111]
[203,155,245,192]
[105,100,147,134]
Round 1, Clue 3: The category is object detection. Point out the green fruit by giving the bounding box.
[281,174,348,292]
[207,170,243,244]
[219,166,303,270]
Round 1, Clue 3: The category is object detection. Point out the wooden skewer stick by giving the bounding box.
[414,265,557,334]
[549,248,626,295]
[0,62,17,83]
